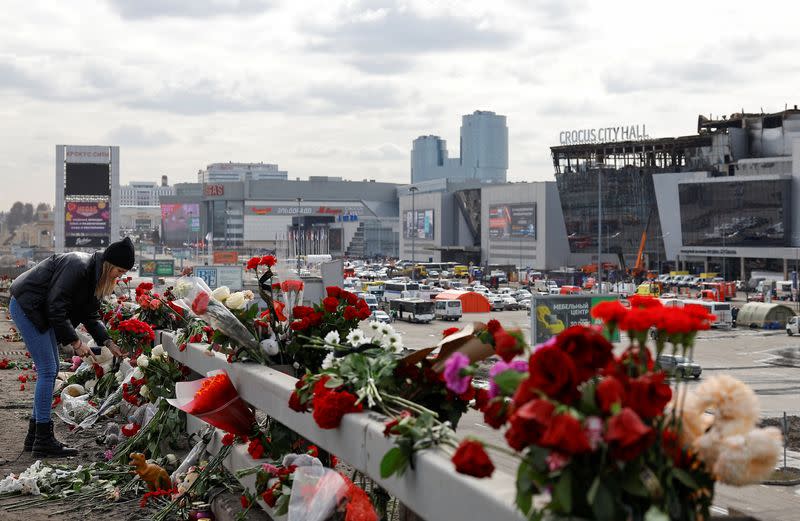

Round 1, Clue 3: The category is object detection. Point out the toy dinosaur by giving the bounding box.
[129,452,172,492]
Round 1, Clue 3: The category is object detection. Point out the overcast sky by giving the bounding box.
[2,0,799,210]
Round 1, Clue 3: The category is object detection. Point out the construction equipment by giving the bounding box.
[631,208,656,279]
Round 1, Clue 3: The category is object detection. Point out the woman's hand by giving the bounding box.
[71,339,91,358]
[105,340,124,358]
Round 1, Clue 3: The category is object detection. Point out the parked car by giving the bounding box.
[370,310,393,324]
[657,354,702,379]
[501,296,519,310]
[489,296,505,311]
[518,298,531,310]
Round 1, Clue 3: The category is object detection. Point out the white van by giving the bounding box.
[435,299,462,321]
[680,299,733,328]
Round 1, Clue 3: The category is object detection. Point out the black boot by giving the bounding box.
[31,421,78,458]
[23,419,36,452]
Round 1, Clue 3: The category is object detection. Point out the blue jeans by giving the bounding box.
[9,297,59,422]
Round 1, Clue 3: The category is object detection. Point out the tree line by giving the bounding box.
[0,202,51,232]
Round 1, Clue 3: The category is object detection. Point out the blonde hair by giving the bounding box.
[95,261,120,299]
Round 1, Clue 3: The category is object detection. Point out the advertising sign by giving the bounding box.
[403,209,434,240]
[64,145,111,164]
[65,201,111,237]
[531,295,620,344]
[489,203,536,240]
[161,204,200,234]
[65,236,109,248]
[65,163,111,196]
[246,204,363,216]
[139,259,175,277]
[213,251,239,264]
[194,266,244,290]
[204,184,225,196]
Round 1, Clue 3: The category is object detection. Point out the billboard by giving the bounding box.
[65,201,110,237]
[489,203,536,240]
[161,204,200,235]
[531,295,620,344]
[139,259,175,277]
[65,236,109,247]
[403,209,434,240]
[213,251,239,264]
[194,266,244,290]
[65,163,111,196]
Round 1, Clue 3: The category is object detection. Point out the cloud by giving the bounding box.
[303,83,407,114]
[538,99,608,117]
[124,80,281,115]
[105,125,175,146]
[358,143,406,160]
[603,61,736,94]
[307,4,515,57]
[104,0,273,19]
[347,56,415,75]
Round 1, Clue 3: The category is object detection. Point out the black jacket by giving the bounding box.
[10,251,110,346]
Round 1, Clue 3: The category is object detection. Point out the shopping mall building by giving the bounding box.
[551,108,800,281]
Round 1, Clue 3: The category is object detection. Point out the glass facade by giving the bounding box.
[555,167,665,264]
[679,179,790,247]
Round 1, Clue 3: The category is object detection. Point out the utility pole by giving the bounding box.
[296,198,302,276]
[597,171,602,294]
[409,186,418,281]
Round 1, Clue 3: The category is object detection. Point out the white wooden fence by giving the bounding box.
[161,332,524,521]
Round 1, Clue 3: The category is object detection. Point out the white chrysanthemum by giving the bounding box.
[379,323,396,337]
[346,329,368,347]
[321,352,336,370]
[211,286,230,302]
[382,332,403,353]
[225,291,247,310]
[324,331,341,348]
[368,321,382,333]
[136,355,149,368]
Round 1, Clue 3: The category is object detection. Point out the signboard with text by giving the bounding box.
[489,203,536,240]
[139,259,175,277]
[403,209,434,240]
[213,251,239,264]
[194,266,244,290]
[65,201,111,236]
[531,295,620,344]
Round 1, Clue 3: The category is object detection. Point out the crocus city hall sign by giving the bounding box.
[558,125,650,145]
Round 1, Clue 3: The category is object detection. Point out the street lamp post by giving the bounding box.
[656,232,671,276]
[596,171,602,294]
[296,198,303,276]
[409,186,418,281]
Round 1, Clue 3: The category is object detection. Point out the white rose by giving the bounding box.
[140,385,152,400]
[260,338,280,356]
[151,345,166,360]
[173,280,193,298]
[321,352,335,370]
[132,367,144,380]
[136,355,149,368]
[242,290,254,300]
[212,286,231,302]
[166,454,177,465]
[225,291,247,310]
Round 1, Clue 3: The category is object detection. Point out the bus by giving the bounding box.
[361,281,385,300]
[390,298,435,324]
[383,282,420,301]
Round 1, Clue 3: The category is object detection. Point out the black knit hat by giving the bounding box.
[104,237,136,270]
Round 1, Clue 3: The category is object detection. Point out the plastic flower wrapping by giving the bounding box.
[168,370,255,436]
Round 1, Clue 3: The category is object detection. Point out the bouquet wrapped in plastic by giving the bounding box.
[167,370,255,436]
[173,276,259,352]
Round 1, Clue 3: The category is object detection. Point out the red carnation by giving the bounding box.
[526,345,579,404]
[293,305,314,319]
[620,307,659,332]
[288,391,308,412]
[474,388,490,410]
[483,398,509,429]
[628,295,663,309]
[626,372,672,419]
[240,495,250,508]
[357,307,372,320]
[312,390,363,429]
[596,376,625,414]
[247,438,265,460]
[591,300,629,325]
[442,327,460,338]
[505,398,555,451]
[326,286,342,298]
[121,422,141,437]
[555,326,614,382]
[493,331,522,363]
[383,410,411,437]
[540,413,591,455]
[222,432,236,446]
[246,257,261,270]
[323,296,339,313]
[290,318,309,331]
[343,291,358,305]
[605,408,655,461]
[262,485,279,507]
[451,439,494,478]
[260,255,277,267]
[486,319,502,334]
[92,363,104,379]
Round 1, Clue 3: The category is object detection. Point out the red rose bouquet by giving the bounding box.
[134,282,186,331]
[168,370,255,436]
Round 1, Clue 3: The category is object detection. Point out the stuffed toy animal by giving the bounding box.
[129,452,172,492]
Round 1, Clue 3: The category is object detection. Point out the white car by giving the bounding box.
[518,298,531,310]
[501,296,519,310]
[371,310,393,324]
[787,316,800,336]
[489,296,505,311]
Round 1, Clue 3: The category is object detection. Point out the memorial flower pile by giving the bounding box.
[431,297,782,521]
[112,318,156,357]
[134,282,186,331]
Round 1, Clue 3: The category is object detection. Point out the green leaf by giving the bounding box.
[515,460,534,514]
[552,468,572,513]
[672,468,699,489]
[579,380,600,415]
[380,447,406,479]
[620,469,649,498]
[590,480,616,521]
[587,476,600,505]
[493,370,527,396]
[274,494,289,516]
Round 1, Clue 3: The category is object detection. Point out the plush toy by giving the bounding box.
[96,422,122,447]
[129,452,172,492]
